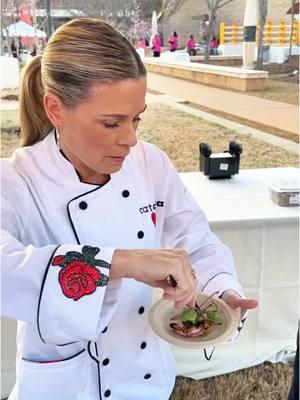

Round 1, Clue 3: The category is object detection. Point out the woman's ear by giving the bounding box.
[43,93,65,129]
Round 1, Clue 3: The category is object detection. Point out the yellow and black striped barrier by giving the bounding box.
[219,20,299,46]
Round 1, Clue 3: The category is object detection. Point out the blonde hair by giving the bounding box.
[20,18,147,146]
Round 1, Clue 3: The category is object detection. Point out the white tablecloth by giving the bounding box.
[170,167,299,379]
[1,168,299,397]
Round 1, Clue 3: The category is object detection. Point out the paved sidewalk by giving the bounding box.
[147,73,299,136]
[145,93,299,155]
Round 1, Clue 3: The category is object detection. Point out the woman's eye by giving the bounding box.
[104,122,119,129]
[103,117,142,129]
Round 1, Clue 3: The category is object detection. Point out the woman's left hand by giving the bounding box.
[221,289,258,311]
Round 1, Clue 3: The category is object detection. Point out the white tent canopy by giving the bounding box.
[2,21,46,38]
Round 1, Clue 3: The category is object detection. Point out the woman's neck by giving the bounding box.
[58,144,110,186]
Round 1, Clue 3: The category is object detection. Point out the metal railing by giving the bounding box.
[219,20,299,45]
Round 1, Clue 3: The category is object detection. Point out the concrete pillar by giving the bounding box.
[243,0,258,69]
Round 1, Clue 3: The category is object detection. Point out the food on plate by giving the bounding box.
[169,293,222,338]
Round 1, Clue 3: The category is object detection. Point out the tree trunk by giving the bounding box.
[204,8,215,63]
[204,0,234,63]
[256,0,267,71]
[288,0,296,64]
[256,18,266,69]
[46,0,52,37]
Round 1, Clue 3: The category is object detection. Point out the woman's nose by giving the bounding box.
[119,125,138,147]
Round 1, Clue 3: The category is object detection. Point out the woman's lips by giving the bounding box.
[109,156,126,163]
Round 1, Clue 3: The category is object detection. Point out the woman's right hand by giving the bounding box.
[111,249,198,309]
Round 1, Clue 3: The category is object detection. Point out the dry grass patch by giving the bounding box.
[244,78,299,105]
[1,131,21,158]
[1,110,21,157]
[172,361,293,400]
[139,104,298,171]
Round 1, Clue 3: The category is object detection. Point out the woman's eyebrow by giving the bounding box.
[98,104,147,118]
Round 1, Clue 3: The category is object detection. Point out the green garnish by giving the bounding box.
[205,309,222,324]
[181,309,199,324]
[177,298,223,327]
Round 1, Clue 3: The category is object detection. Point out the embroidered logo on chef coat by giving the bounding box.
[139,201,164,226]
[51,246,110,301]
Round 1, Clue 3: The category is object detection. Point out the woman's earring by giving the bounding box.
[56,128,61,149]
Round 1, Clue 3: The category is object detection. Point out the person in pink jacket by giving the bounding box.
[168,31,178,52]
[152,34,161,57]
[186,34,196,56]
[210,36,219,55]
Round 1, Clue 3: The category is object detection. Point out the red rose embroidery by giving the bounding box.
[58,260,101,301]
[52,246,110,300]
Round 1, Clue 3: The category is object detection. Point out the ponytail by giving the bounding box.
[20,55,53,147]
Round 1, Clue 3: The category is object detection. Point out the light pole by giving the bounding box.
[243,0,258,69]
[46,0,52,37]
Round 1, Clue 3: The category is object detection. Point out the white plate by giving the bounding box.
[148,292,240,349]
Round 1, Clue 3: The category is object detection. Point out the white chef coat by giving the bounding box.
[1,131,245,400]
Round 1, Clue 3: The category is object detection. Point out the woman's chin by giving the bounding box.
[106,163,124,174]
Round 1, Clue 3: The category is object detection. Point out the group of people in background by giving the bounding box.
[186,34,219,56]
[136,31,178,58]
[151,31,178,57]
[136,31,219,58]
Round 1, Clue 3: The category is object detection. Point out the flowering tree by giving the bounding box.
[130,4,151,42]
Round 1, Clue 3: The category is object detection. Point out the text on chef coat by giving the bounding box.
[139,201,165,213]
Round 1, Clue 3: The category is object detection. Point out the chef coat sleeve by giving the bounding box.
[1,198,120,345]
[161,160,244,299]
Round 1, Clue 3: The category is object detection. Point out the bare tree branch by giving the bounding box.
[216,0,234,10]
[160,0,186,22]
[204,0,235,62]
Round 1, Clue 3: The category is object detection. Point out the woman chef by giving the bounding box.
[1,18,257,400]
